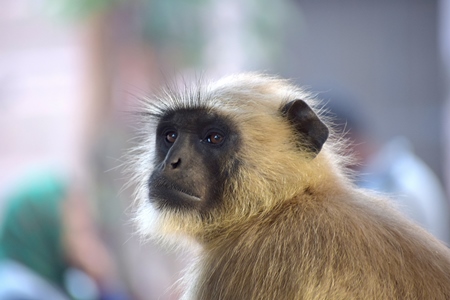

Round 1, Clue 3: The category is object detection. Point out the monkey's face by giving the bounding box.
[148,108,240,215]
[136,75,330,240]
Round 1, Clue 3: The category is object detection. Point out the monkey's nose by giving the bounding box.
[170,158,181,169]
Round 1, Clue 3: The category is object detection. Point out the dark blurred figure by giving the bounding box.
[0,172,132,300]
[0,173,69,299]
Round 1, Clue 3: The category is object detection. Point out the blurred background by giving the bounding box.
[1,0,450,299]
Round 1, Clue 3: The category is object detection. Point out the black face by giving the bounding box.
[148,108,240,213]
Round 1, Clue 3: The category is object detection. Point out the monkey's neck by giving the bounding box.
[200,177,345,245]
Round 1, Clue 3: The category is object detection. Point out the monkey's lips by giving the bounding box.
[170,187,202,202]
[148,176,203,209]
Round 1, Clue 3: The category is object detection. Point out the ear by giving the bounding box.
[280,99,329,154]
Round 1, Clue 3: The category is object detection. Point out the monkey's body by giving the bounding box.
[192,190,450,299]
[131,74,450,299]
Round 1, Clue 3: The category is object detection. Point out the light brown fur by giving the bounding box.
[131,73,450,299]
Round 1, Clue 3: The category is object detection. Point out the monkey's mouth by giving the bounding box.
[170,187,202,202]
[161,179,202,201]
[149,176,203,208]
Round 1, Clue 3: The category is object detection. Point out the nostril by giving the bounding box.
[170,158,181,169]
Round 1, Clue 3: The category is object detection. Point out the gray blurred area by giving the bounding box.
[282,0,444,181]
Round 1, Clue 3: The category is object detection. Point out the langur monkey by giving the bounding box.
[130,74,450,299]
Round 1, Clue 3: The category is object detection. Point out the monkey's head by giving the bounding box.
[132,74,336,244]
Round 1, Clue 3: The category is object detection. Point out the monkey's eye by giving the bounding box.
[205,132,224,145]
[165,131,177,143]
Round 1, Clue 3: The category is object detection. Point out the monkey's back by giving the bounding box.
[194,190,450,300]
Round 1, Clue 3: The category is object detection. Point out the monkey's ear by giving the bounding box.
[281,99,329,154]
